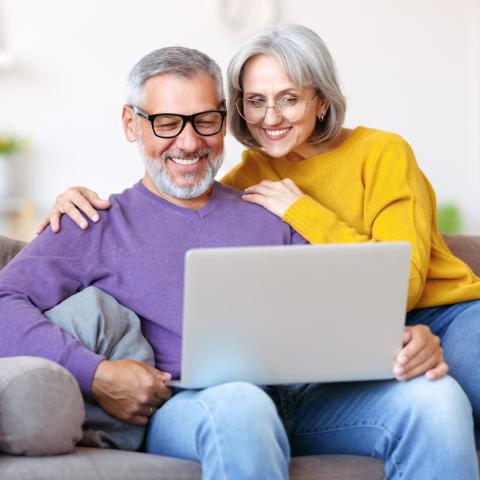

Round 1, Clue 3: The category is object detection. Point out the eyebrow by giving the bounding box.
[243,88,302,97]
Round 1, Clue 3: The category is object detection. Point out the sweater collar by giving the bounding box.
[133,180,221,218]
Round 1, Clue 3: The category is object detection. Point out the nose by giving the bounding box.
[262,105,283,126]
[174,121,204,152]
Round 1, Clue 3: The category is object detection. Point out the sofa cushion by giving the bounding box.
[0,235,26,269]
[0,357,84,455]
[0,447,384,480]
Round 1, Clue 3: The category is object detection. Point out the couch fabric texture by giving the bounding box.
[0,233,479,479]
[0,357,84,456]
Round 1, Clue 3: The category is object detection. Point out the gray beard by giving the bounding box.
[138,140,224,200]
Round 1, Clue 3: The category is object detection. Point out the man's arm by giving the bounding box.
[0,218,173,423]
[0,220,104,393]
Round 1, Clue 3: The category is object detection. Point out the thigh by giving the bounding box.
[289,375,472,458]
[146,382,288,461]
[406,299,480,338]
[145,389,208,461]
[408,300,480,418]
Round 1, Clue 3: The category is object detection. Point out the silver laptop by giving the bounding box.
[170,242,411,389]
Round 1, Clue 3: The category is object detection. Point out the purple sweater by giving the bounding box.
[0,181,306,393]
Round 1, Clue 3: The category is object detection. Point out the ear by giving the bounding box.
[316,96,329,118]
[122,105,138,143]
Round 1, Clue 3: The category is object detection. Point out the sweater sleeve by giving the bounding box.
[0,220,105,393]
[282,139,432,310]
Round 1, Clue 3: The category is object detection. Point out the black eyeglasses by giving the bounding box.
[129,105,227,139]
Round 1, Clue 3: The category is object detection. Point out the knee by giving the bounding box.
[200,382,282,433]
[0,357,84,455]
[197,382,289,459]
[399,376,473,438]
[209,382,277,417]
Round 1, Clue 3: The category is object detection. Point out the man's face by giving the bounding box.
[123,73,225,200]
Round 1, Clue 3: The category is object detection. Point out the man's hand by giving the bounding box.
[393,325,448,381]
[91,359,173,425]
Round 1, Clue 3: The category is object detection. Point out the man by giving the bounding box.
[0,47,477,479]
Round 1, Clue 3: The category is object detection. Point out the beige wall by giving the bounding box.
[0,0,479,236]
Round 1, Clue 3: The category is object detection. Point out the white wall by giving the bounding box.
[1,0,479,235]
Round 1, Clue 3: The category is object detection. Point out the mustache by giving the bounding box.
[160,148,213,161]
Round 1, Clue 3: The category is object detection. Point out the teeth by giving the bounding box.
[171,157,200,166]
[264,128,289,137]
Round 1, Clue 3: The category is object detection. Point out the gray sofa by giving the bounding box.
[1,233,479,480]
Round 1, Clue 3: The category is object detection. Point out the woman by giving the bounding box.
[39,25,480,477]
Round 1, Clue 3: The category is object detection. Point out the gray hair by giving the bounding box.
[127,46,225,107]
[227,24,346,147]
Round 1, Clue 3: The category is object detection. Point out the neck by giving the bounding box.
[142,174,213,210]
[286,128,353,162]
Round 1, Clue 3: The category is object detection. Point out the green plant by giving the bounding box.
[0,135,27,156]
[437,203,462,234]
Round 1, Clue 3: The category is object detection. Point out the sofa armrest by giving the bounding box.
[442,234,480,276]
[0,356,84,455]
[0,235,26,269]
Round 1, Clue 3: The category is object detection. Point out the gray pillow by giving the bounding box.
[0,357,84,455]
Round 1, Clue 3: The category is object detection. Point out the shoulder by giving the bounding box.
[220,149,272,190]
[352,126,419,172]
[217,182,286,221]
[30,186,134,254]
[353,126,412,152]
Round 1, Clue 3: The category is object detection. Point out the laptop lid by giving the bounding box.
[175,242,410,389]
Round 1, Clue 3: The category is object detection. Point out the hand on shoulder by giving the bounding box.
[36,186,110,235]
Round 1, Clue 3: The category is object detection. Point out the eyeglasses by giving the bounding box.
[130,105,227,139]
[236,92,318,125]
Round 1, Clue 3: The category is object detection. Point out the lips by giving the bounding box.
[262,127,291,140]
[170,157,200,166]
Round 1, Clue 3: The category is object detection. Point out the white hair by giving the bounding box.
[127,46,225,107]
[227,24,346,147]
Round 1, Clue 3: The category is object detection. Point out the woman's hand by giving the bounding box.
[36,186,111,234]
[393,325,448,381]
[242,179,304,218]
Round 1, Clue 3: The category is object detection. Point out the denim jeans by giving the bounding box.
[146,377,477,480]
[407,299,480,442]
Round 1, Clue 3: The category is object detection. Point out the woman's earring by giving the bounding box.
[318,114,325,122]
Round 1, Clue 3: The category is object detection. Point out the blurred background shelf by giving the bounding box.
[0,197,35,241]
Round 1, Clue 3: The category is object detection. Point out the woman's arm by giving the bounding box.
[241,141,433,310]
[37,187,111,233]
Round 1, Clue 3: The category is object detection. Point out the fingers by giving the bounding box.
[36,187,110,233]
[57,188,98,227]
[124,378,173,425]
[281,178,303,195]
[425,360,449,381]
[243,179,297,195]
[394,347,443,381]
[243,183,273,196]
[36,216,51,235]
[82,188,111,212]
[243,179,303,218]
[398,325,437,363]
[395,339,439,376]
[394,325,445,381]
[153,371,173,402]
[125,414,150,426]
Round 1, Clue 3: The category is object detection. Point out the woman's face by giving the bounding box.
[240,54,327,159]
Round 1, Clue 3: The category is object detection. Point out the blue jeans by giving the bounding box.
[145,377,477,480]
[407,300,480,425]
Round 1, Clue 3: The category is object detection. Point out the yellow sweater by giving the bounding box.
[221,126,480,311]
